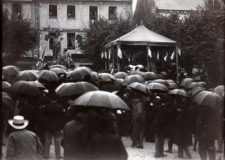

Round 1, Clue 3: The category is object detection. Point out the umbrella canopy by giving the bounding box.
[193,91,223,109]
[90,72,100,82]
[9,81,42,97]
[169,89,188,97]
[128,82,150,94]
[153,79,169,86]
[39,70,59,83]
[147,82,168,92]
[3,65,20,80]
[50,68,67,75]
[16,70,39,81]
[142,72,157,80]
[165,79,175,83]
[28,80,45,89]
[98,73,116,82]
[168,82,178,89]
[124,75,145,85]
[2,81,11,89]
[2,92,15,112]
[214,85,224,98]
[190,87,206,97]
[55,82,99,97]
[50,64,67,70]
[180,78,194,88]
[69,67,92,81]
[116,78,125,85]
[114,72,129,79]
[73,91,130,111]
[187,82,206,89]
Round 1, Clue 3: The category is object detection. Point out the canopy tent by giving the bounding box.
[104,25,179,82]
[105,25,176,47]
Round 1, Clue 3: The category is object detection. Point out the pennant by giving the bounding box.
[157,51,160,61]
[170,51,175,60]
[164,52,168,62]
[104,51,107,59]
[101,52,104,59]
[147,46,152,58]
[117,45,122,59]
[178,47,181,56]
[108,49,111,60]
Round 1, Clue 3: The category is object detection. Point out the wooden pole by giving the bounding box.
[175,46,179,83]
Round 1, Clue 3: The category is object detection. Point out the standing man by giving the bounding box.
[130,92,146,149]
[43,99,64,159]
[7,115,44,160]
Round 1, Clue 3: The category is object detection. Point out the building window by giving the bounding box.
[49,38,53,50]
[49,5,57,18]
[67,33,75,49]
[89,6,98,20]
[109,6,117,20]
[67,5,75,19]
[13,3,22,16]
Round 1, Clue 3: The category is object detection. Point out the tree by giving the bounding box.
[2,10,38,65]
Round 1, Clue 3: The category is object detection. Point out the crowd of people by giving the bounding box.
[1,64,224,160]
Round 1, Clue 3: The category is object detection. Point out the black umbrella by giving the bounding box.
[114,72,129,79]
[180,78,194,88]
[2,81,11,90]
[55,82,99,97]
[3,65,20,81]
[39,70,59,83]
[69,67,92,81]
[190,87,206,97]
[141,72,157,80]
[214,85,224,98]
[2,92,15,112]
[124,75,145,85]
[16,70,39,81]
[50,68,67,75]
[128,82,150,95]
[98,73,116,82]
[9,81,42,97]
[168,89,188,97]
[50,64,67,70]
[147,82,168,92]
[73,91,130,111]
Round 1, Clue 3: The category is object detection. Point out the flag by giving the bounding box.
[41,47,46,62]
[104,51,107,59]
[128,54,131,62]
[178,47,181,56]
[170,51,175,60]
[101,52,104,59]
[117,45,122,59]
[164,52,168,62]
[157,51,160,61]
[108,49,111,60]
[147,46,152,58]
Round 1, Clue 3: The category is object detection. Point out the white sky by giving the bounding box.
[132,0,137,12]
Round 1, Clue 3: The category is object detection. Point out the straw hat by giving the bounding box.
[8,115,29,130]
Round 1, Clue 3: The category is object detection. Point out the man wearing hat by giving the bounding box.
[6,115,44,160]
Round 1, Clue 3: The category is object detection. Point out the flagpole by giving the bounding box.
[175,45,179,83]
[105,50,107,71]
[113,47,115,72]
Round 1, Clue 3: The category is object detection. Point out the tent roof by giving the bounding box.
[105,25,176,48]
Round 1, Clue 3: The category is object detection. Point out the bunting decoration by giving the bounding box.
[104,51,107,60]
[170,51,175,60]
[157,51,160,61]
[164,52,168,62]
[147,46,152,58]
[117,45,122,59]
[101,52,104,59]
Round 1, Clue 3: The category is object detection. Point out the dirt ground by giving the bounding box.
[2,136,224,160]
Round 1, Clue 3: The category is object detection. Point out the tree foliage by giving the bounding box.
[2,10,38,65]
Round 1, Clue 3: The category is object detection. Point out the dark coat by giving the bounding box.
[89,133,128,160]
[151,103,169,135]
[131,98,146,125]
[42,101,64,131]
[174,108,192,147]
[63,120,91,160]
[197,105,221,141]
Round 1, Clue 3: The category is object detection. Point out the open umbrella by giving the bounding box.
[193,91,223,110]
[124,75,145,85]
[169,89,188,97]
[190,87,206,97]
[69,67,92,81]
[98,73,116,82]
[90,72,100,82]
[50,64,67,70]
[55,82,99,97]
[9,81,41,97]
[141,72,157,80]
[16,70,39,81]
[2,81,11,90]
[114,72,128,79]
[187,82,206,89]
[165,79,175,83]
[214,85,224,98]
[153,79,169,86]
[180,78,194,88]
[28,80,45,89]
[128,82,150,95]
[3,65,20,80]
[147,82,168,92]
[73,91,130,111]
[50,68,67,75]
[39,70,59,83]
[2,92,15,112]
[168,82,178,89]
